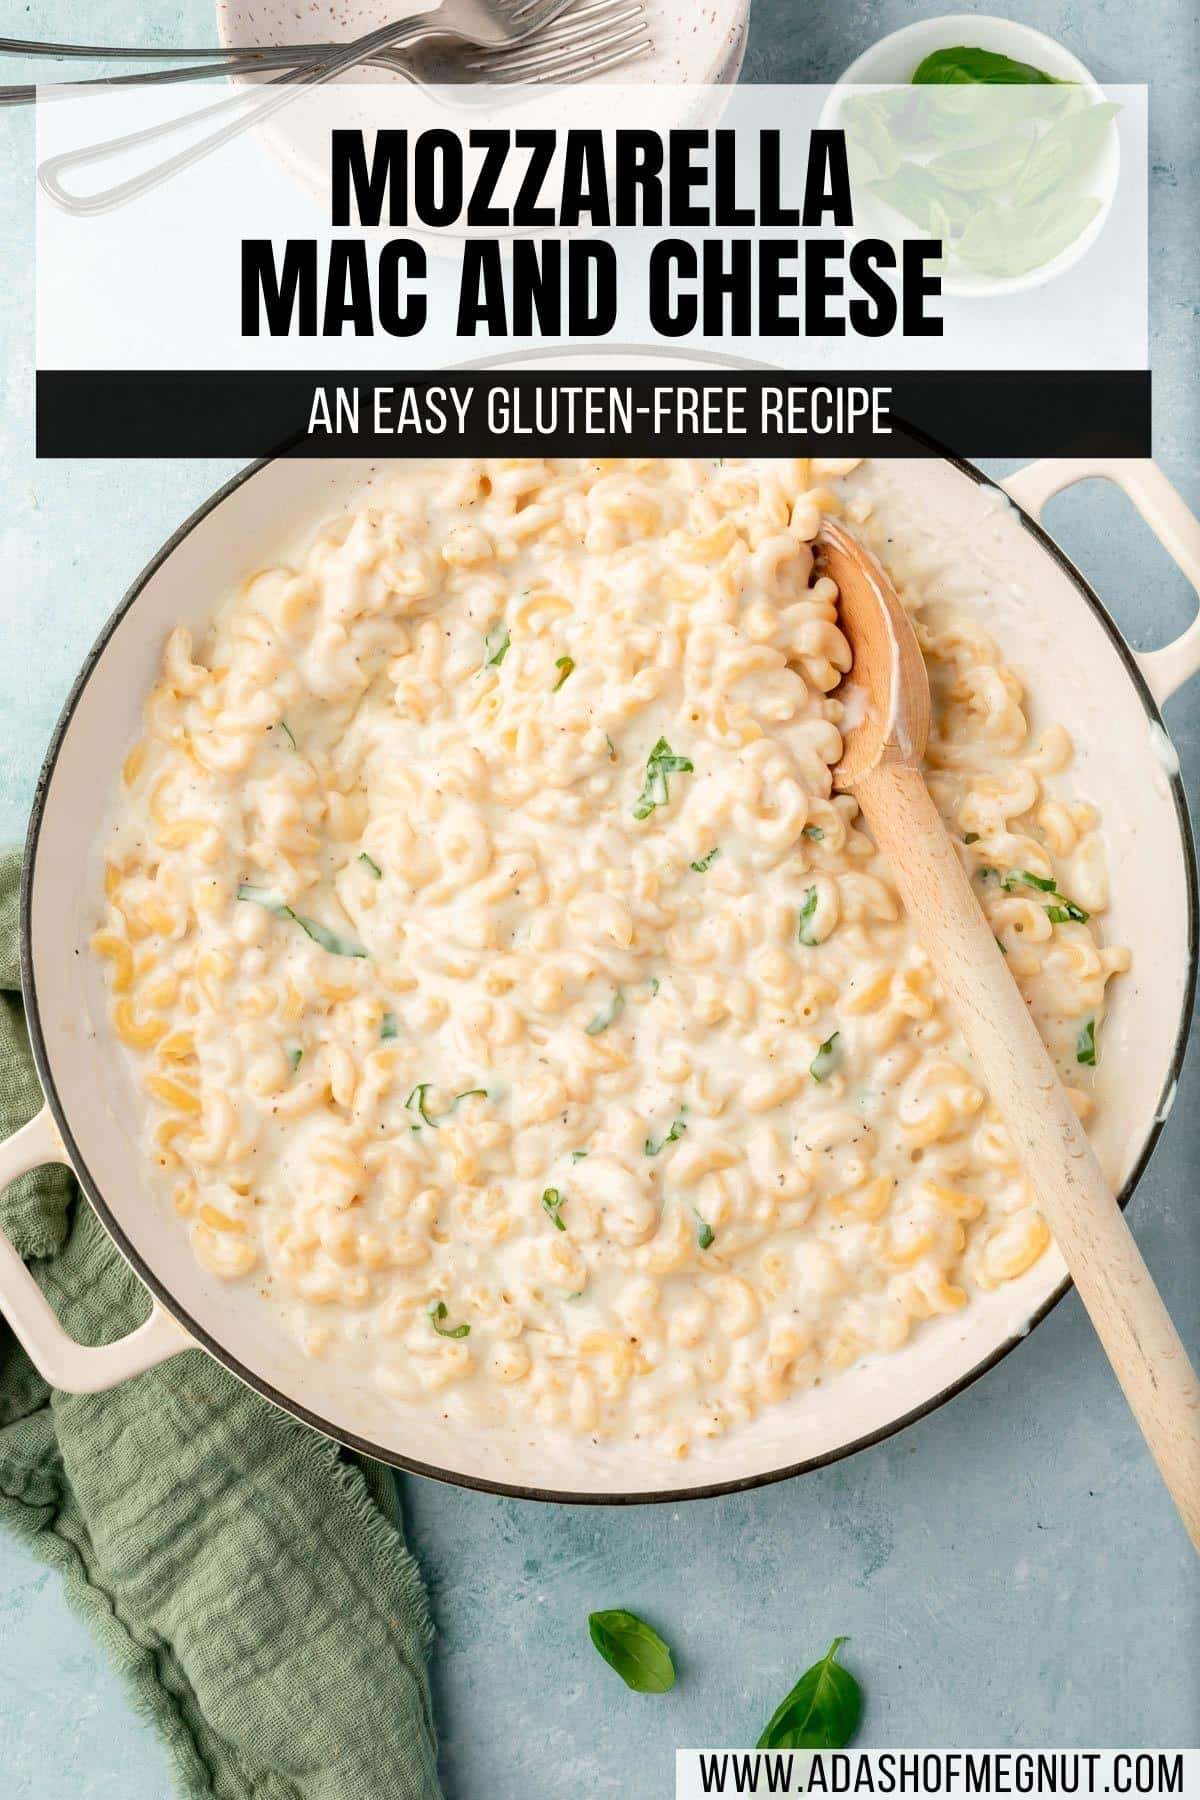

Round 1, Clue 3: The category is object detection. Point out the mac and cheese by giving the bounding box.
[93,457,1128,1457]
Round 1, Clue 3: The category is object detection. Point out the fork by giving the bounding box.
[34,0,579,214]
[1,1,651,103]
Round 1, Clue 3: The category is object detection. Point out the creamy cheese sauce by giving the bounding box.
[93,458,1128,1459]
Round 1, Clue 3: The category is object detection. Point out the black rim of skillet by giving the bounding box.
[18,444,1200,1507]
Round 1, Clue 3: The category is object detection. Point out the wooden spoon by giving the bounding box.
[818,517,1200,1549]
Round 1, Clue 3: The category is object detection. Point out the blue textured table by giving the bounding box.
[1,4,1198,1794]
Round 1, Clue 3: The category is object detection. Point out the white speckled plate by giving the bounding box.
[214,0,749,222]
[216,0,749,86]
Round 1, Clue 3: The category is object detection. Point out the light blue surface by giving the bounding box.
[1,4,1198,1796]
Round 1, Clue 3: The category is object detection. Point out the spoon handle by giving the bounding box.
[856,759,1200,1550]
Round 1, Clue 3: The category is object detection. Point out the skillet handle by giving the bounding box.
[1002,458,1200,706]
[0,1105,192,1392]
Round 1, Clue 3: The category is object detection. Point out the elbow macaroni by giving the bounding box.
[93,457,1127,1458]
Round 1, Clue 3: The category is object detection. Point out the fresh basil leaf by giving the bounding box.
[483,623,511,668]
[645,1114,688,1157]
[1012,101,1120,208]
[633,738,694,821]
[810,1032,841,1083]
[757,1638,862,1751]
[379,1012,399,1041]
[277,719,297,750]
[841,93,902,181]
[359,851,383,879]
[1076,1018,1097,1066]
[586,990,625,1035]
[542,1187,567,1231]
[956,194,1101,276]
[554,655,575,690]
[287,1046,303,1074]
[428,1300,470,1339]
[802,825,824,842]
[690,847,720,872]
[797,887,820,946]
[451,1088,487,1110]
[588,1611,676,1693]
[869,162,978,233]
[927,126,1037,192]
[694,1212,715,1251]
[912,46,1062,85]
[406,1084,439,1130]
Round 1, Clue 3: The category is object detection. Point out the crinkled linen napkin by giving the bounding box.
[0,849,443,1800]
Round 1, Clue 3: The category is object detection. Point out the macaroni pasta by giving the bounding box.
[93,457,1128,1458]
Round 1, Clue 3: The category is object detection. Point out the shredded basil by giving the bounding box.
[810,1031,841,1082]
[358,852,383,879]
[797,887,820,946]
[406,1084,438,1130]
[1076,1018,1097,1066]
[236,883,288,913]
[287,1046,303,1074]
[648,977,660,996]
[963,832,980,845]
[645,1114,687,1156]
[1001,868,1057,892]
[277,719,297,750]
[483,623,510,668]
[427,1300,469,1339]
[606,735,618,762]
[553,656,575,690]
[292,913,367,958]
[633,738,694,821]
[694,1211,715,1251]
[451,1088,487,1110]
[237,884,367,958]
[570,1149,589,1163]
[1046,900,1089,924]
[690,847,720,873]
[380,1012,399,1041]
[541,1187,567,1231]
[803,825,824,842]
[1001,869,1089,921]
[585,990,625,1035]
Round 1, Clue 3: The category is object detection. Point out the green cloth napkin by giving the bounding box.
[0,849,443,1800]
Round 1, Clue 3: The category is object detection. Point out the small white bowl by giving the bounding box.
[825,12,1120,299]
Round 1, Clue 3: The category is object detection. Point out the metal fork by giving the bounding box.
[2,2,651,104]
[34,0,578,214]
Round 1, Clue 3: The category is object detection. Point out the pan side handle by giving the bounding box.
[1003,458,1200,707]
[0,1106,192,1392]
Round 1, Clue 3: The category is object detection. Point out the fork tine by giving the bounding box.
[489,31,653,81]
[469,19,646,76]
[503,0,641,28]
[467,0,646,67]
[508,0,585,22]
